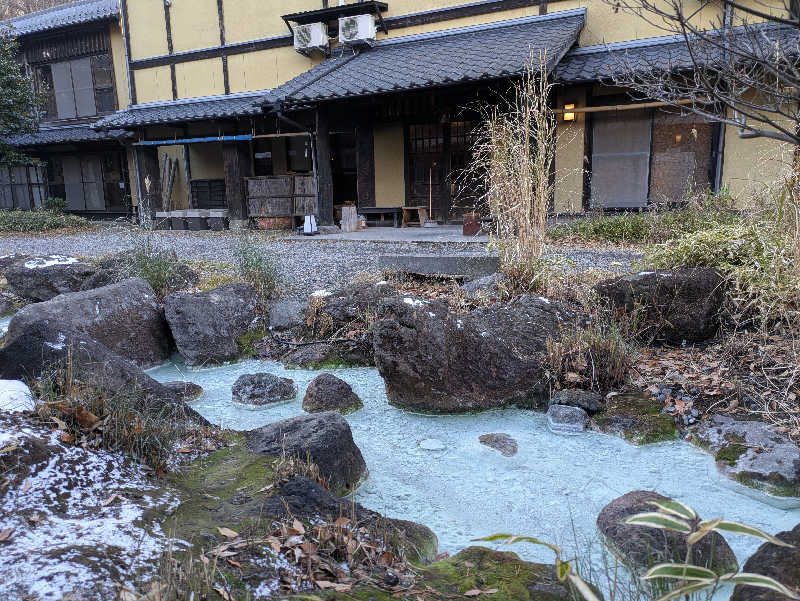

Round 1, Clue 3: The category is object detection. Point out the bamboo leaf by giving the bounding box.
[556,559,571,582]
[654,581,717,601]
[647,499,698,521]
[719,573,800,599]
[643,563,718,581]
[567,573,604,601]
[625,512,692,533]
[687,518,723,545]
[713,521,795,547]
[473,534,561,554]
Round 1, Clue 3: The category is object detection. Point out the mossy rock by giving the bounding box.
[593,393,678,445]
[288,547,602,601]
[716,443,748,466]
[238,324,270,358]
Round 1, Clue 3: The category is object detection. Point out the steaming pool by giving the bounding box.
[148,357,799,587]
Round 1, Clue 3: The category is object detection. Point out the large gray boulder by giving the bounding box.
[0,321,205,424]
[164,283,257,366]
[246,412,366,494]
[598,491,738,574]
[7,278,171,368]
[268,299,306,331]
[694,415,800,497]
[5,255,96,301]
[595,268,725,343]
[231,373,297,406]
[731,523,800,601]
[302,373,363,414]
[373,295,576,413]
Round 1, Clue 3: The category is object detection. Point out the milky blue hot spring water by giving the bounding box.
[148,357,800,594]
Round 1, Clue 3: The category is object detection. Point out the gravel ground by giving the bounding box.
[0,226,641,299]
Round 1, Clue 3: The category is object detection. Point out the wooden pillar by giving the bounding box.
[223,141,250,228]
[315,106,335,225]
[356,116,376,208]
[135,146,160,228]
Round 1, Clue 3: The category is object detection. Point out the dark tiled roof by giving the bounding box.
[7,124,131,146]
[93,90,272,129]
[2,0,119,37]
[271,9,586,106]
[557,23,800,83]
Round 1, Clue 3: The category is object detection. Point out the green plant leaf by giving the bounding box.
[567,573,604,601]
[654,581,717,601]
[648,499,698,521]
[643,563,718,581]
[687,518,722,545]
[719,573,800,599]
[473,533,561,554]
[625,512,692,533]
[713,521,795,547]
[556,558,571,582]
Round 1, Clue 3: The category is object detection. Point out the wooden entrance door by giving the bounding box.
[407,124,449,221]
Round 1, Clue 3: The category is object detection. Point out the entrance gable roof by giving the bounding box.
[268,8,586,108]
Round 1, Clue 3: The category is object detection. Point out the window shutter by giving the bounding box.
[51,61,77,119]
[63,156,85,211]
[71,57,97,118]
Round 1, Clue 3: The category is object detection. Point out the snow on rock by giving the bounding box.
[0,380,34,413]
[23,255,79,270]
[0,414,178,601]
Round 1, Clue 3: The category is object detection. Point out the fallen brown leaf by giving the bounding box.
[0,528,15,542]
[217,527,239,540]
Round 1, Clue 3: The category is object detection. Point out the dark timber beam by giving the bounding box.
[356,116,376,208]
[223,141,251,228]
[135,146,161,228]
[315,106,334,225]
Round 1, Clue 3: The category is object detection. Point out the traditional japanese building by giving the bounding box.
[3,0,796,224]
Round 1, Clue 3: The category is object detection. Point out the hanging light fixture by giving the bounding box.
[563,104,576,121]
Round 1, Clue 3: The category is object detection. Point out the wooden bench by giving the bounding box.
[358,206,403,228]
[401,205,430,227]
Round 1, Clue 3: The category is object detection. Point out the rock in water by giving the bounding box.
[479,433,518,457]
[246,412,366,494]
[597,490,738,575]
[0,380,34,413]
[694,414,800,497]
[5,255,96,301]
[232,373,297,406]
[550,389,604,415]
[731,523,800,601]
[162,381,204,401]
[595,268,725,343]
[0,321,206,425]
[164,283,257,366]
[7,278,171,368]
[302,373,363,414]
[374,295,576,413]
[547,404,588,434]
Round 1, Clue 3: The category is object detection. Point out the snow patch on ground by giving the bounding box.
[403,297,427,307]
[45,332,67,351]
[23,255,79,269]
[311,289,333,298]
[0,415,178,601]
[0,381,34,413]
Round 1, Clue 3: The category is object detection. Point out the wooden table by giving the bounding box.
[402,206,430,227]
[358,206,403,228]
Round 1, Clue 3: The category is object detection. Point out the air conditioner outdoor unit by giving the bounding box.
[339,14,376,46]
[293,22,329,55]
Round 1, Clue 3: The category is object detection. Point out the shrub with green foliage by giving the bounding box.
[43,196,67,213]
[233,235,279,301]
[0,208,91,232]
[115,234,184,298]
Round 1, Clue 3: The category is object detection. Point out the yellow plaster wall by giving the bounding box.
[374,124,405,207]
[134,66,172,104]
[158,146,191,210]
[189,143,225,180]
[170,0,221,53]
[223,0,317,44]
[554,86,587,214]
[175,58,225,98]
[227,47,316,93]
[127,0,168,60]
[109,23,130,109]
[732,0,789,24]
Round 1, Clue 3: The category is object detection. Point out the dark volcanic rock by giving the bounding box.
[595,268,725,343]
[7,278,172,368]
[164,283,257,366]
[302,373,363,414]
[268,299,306,331]
[479,433,518,457]
[306,281,396,336]
[0,252,28,273]
[731,523,800,601]
[0,295,13,317]
[162,381,204,401]
[0,321,205,424]
[5,255,96,301]
[598,491,738,574]
[260,477,438,564]
[232,372,297,406]
[246,412,366,494]
[547,404,588,434]
[373,295,575,413]
[594,393,678,445]
[550,389,604,415]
